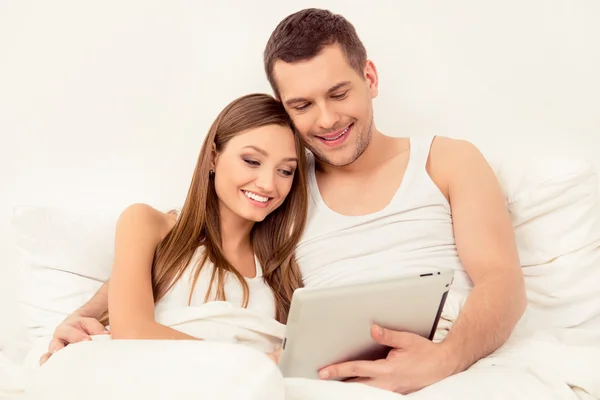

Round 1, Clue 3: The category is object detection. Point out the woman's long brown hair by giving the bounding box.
[102,94,307,325]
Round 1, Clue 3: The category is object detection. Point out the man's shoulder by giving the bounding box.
[427,136,492,198]
[429,136,487,172]
[430,136,482,159]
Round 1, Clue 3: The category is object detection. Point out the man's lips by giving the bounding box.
[314,123,353,147]
[316,124,351,140]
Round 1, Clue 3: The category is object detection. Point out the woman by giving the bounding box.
[105,94,308,354]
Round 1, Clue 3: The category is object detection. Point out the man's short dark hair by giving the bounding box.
[264,8,367,98]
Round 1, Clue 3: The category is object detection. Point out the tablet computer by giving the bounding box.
[278,270,454,379]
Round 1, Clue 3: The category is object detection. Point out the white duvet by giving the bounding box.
[1,298,597,400]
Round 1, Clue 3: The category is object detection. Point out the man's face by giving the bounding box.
[273,44,379,167]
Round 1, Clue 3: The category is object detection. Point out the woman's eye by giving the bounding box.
[279,169,294,177]
[244,159,260,166]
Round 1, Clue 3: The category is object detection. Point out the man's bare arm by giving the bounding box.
[433,138,527,372]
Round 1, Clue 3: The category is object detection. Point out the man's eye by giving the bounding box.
[331,91,348,99]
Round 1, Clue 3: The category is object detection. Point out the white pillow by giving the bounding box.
[490,155,600,330]
[12,154,600,340]
[12,206,121,339]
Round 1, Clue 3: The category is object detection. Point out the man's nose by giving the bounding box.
[316,104,341,131]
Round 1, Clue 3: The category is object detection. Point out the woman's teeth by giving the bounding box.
[243,191,269,203]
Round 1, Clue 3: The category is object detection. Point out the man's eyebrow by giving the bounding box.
[285,96,308,106]
[243,145,298,162]
[284,81,352,106]
[327,81,351,94]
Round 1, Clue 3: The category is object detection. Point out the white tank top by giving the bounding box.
[295,135,473,329]
[154,247,277,319]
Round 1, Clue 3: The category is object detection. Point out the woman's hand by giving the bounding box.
[39,313,109,365]
[267,348,281,364]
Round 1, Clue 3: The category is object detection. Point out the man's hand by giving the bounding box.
[39,313,109,365]
[318,325,457,394]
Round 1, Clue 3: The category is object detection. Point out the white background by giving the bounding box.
[1,0,599,345]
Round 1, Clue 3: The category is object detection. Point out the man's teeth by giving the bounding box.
[244,191,269,203]
[322,125,349,141]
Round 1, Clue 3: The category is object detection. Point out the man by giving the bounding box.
[40,8,545,397]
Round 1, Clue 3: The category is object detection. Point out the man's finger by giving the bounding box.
[80,318,109,335]
[319,360,389,380]
[371,325,417,349]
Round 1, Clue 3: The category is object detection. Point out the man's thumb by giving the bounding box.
[371,324,413,348]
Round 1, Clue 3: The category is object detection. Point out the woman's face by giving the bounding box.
[213,124,299,224]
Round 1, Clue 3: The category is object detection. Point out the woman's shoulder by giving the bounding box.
[117,203,177,242]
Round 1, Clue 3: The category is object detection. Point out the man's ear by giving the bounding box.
[364,60,379,98]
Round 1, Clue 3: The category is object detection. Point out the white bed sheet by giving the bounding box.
[2,302,598,400]
[0,340,29,400]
